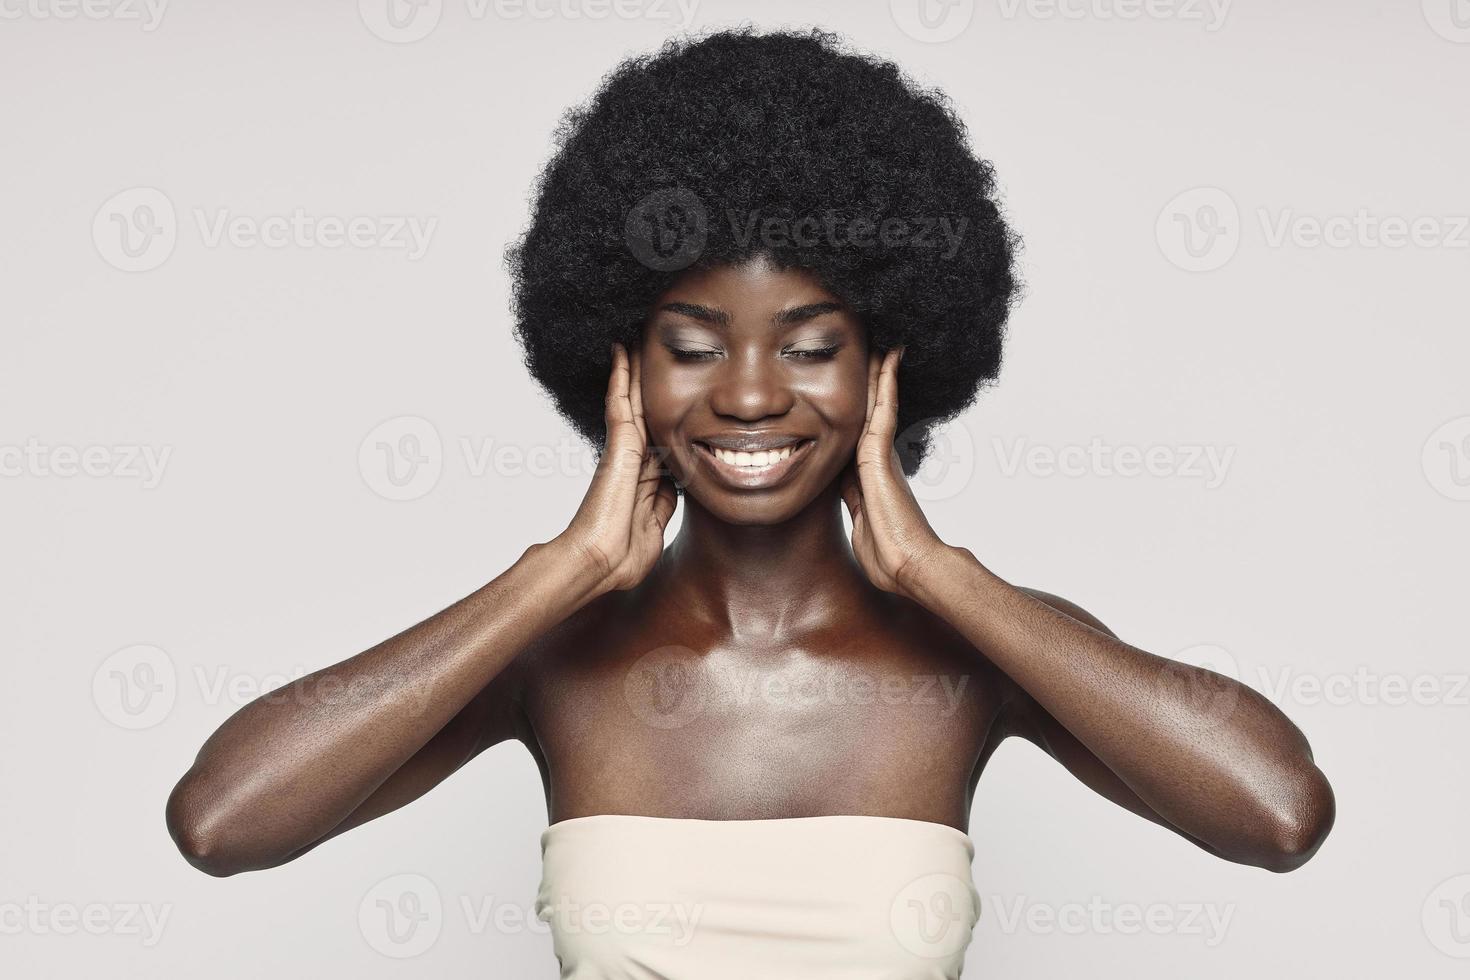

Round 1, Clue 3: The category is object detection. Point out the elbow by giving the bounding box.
[165,777,249,878]
[171,827,241,878]
[1255,764,1336,874]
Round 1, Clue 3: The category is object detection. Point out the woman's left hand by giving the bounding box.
[839,346,952,600]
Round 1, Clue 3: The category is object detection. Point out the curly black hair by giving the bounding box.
[506,26,1020,477]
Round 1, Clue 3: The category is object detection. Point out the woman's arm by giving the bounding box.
[908,558,1335,872]
[164,540,604,877]
[838,348,1334,872]
[166,344,678,877]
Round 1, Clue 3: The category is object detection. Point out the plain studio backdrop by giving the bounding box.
[3,1,1467,976]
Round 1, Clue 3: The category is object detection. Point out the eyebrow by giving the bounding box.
[655,301,846,329]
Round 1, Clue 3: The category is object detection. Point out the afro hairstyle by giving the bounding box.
[505,26,1021,477]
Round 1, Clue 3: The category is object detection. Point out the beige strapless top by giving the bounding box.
[535,813,980,979]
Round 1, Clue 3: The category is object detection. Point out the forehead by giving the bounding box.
[653,255,844,315]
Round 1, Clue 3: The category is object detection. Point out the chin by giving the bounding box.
[687,490,819,527]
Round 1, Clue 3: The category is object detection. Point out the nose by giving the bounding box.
[706,349,797,422]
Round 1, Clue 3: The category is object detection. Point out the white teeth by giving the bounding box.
[710,443,797,468]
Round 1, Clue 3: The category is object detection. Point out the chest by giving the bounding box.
[521,625,1005,821]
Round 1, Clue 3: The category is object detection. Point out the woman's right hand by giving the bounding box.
[555,342,679,594]
[165,346,672,877]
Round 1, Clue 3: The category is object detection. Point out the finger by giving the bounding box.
[635,451,679,527]
[633,451,660,506]
[887,441,911,487]
[605,343,631,428]
[602,344,645,477]
[868,347,901,444]
[863,350,881,428]
[628,343,648,445]
[651,474,679,530]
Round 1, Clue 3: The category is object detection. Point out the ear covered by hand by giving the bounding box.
[839,346,949,599]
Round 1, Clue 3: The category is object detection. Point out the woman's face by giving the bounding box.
[637,254,871,526]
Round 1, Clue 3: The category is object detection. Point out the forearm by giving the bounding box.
[166,539,603,869]
[907,546,1334,868]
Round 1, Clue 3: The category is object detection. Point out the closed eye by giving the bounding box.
[668,348,721,361]
[785,345,841,360]
[666,345,842,361]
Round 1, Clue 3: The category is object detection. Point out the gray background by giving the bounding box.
[3,0,1468,976]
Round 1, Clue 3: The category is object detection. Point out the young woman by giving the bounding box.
[166,28,1334,978]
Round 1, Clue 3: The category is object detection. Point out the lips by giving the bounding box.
[691,438,815,490]
[696,434,807,452]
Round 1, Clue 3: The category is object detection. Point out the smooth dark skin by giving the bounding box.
[166,254,1335,878]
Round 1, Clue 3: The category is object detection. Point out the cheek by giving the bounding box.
[634,368,686,447]
[798,362,868,434]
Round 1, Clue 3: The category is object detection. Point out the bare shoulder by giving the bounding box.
[476,588,625,751]
[872,590,1014,715]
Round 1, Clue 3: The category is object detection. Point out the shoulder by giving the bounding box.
[475,589,626,751]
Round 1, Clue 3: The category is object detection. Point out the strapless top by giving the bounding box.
[535,813,980,979]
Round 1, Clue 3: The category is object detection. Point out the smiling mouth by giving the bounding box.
[691,438,816,486]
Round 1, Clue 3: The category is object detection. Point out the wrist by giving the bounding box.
[521,536,611,608]
[903,543,993,607]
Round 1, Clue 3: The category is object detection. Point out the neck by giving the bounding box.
[655,484,870,641]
